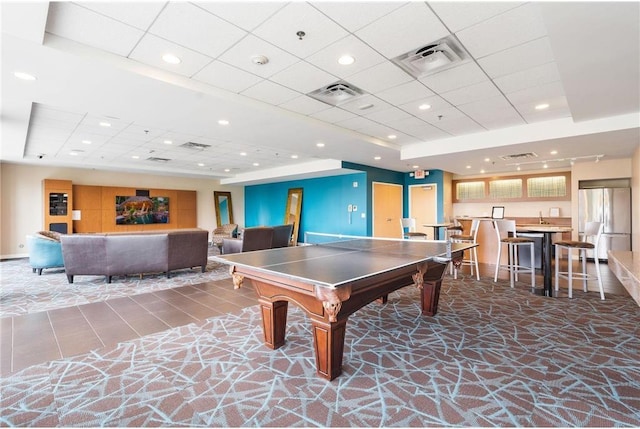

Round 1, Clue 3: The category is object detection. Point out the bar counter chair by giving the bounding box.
[554,221,605,299]
[493,219,535,289]
[400,218,427,240]
[448,218,480,280]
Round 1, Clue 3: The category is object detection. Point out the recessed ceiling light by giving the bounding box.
[484,157,490,162]
[99,121,111,127]
[253,162,259,166]
[197,163,205,167]
[224,168,230,172]
[316,142,325,148]
[81,140,92,145]
[418,103,431,110]
[338,55,355,65]
[374,156,381,160]
[240,152,247,156]
[543,163,548,168]
[132,155,140,159]
[517,166,521,171]
[550,150,558,155]
[358,103,374,110]
[466,165,471,169]
[69,151,79,156]
[291,155,298,159]
[14,71,36,81]
[163,140,172,145]
[535,103,550,110]
[412,165,419,169]
[387,135,397,140]
[218,119,229,125]
[480,169,485,174]
[162,53,181,64]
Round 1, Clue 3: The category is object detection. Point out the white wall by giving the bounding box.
[571,157,633,241]
[0,162,244,258]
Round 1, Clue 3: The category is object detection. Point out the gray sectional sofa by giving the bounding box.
[60,229,209,283]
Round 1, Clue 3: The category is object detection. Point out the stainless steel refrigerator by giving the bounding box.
[578,179,632,260]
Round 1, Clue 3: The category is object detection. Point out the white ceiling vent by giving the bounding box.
[180,141,211,150]
[392,36,467,78]
[499,152,539,161]
[147,157,171,162]
[307,81,366,106]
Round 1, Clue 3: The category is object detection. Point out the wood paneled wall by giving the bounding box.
[72,185,197,233]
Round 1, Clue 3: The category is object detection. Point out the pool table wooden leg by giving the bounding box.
[310,317,348,381]
[258,299,288,349]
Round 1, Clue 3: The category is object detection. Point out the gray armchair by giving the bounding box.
[222,227,274,254]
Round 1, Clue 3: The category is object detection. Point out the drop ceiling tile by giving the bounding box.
[278,95,332,115]
[338,94,393,115]
[30,104,85,123]
[76,1,165,30]
[270,61,337,93]
[422,106,468,126]
[520,105,572,124]
[335,116,380,131]
[441,81,502,106]
[375,80,435,105]
[516,95,570,121]
[430,2,524,33]
[193,60,263,93]
[129,33,213,78]
[363,107,413,125]
[456,3,547,58]
[309,107,358,123]
[240,80,300,105]
[470,110,525,130]
[434,116,485,136]
[253,2,349,58]
[305,35,387,78]
[355,2,449,59]
[194,1,286,31]
[478,37,556,79]
[494,62,561,94]
[218,35,299,78]
[399,95,453,118]
[347,61,413,93]
[505,81,566,106]
[311,1,406,32]
[419,62,487,94]
[46,2,144,57]
[148,3,247,58]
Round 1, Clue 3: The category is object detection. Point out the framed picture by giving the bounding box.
[491,206,505,219]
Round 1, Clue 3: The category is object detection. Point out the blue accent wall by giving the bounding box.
[244,165,446,239]
[245,172,368,241]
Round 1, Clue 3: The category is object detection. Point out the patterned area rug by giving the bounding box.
[0,256,230,317]
[1,275,639,427]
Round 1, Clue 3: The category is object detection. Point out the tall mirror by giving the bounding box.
[284,188,302,245]
[214,191,234,227]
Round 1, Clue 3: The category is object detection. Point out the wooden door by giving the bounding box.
[409,184,437,238]
[373,182,403,238]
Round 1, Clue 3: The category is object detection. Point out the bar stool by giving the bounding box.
[554,221,605,299]
[400,218,427,240]
[449,218,480,280]
[445,217,464,241]
[493,220,535,288]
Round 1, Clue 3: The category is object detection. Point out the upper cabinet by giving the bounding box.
[453,172,570,203]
